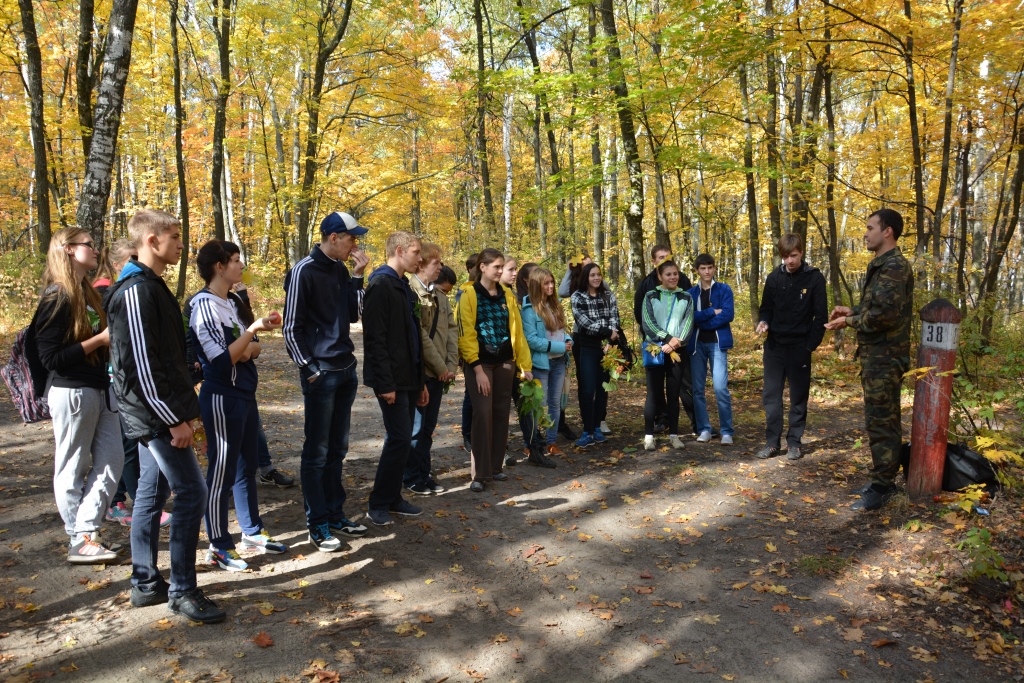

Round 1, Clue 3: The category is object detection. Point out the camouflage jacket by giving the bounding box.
[848,247,913,353]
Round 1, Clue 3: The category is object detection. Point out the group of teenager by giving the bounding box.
[34,203,912,624]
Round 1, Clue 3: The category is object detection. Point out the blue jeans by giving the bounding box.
[300,365,358,528]
[255,411,273,474]
[370,390,418,510]
[690,341,733,436]
[200,390,262,550]
[531,356,566,446]
[576,344,609,434]
[406,377,443,486]
[131,434,208,598]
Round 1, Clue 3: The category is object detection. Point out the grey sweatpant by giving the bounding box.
[49,386,124,541]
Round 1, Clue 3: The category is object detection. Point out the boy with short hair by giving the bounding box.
[755,233,827,460]
[104,209,225,624]
[687,254,735,444]
[363,231,429,526]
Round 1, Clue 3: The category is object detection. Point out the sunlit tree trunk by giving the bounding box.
[210,0,234,241]
[18,0,51,252]
[76,0,141,244]
[170,0,191,298]
[473,0,495,233]
[931,0,965,269]
[739,59,760,324]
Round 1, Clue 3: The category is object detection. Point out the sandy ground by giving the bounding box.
[0,329,1020,682]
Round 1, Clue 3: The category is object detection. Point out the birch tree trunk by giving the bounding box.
[502,92,514,252]
[170,0,191,297]
[210,0,233,241]
[76,0,141,244]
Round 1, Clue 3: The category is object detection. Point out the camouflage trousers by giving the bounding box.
[859,351,910,487]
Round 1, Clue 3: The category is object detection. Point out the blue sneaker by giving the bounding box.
[329,518,368,539]
[309,524,343,552]
[575,432,595,448]
[206,547,248,572]
[592,430,607,444]
[240,529,288,554]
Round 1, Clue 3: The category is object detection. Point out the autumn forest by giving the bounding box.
[0,0,1022,332]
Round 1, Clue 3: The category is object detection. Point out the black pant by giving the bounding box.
[762,343,812,449]
[644,360,696,435]
[369,390,418,511]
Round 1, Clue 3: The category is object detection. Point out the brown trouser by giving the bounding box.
[466,361,516,482]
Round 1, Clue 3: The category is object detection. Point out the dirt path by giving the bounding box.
[0,331,1020,682]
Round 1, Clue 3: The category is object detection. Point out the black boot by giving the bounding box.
[557,414,578,441]
[528,446,557,468]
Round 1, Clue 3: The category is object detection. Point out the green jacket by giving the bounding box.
[848,246,913,352]
[410,274,458,380]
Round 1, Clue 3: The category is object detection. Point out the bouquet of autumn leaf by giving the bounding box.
[645,342,682,365]
[519,379,554,430]
[601,345,631,392]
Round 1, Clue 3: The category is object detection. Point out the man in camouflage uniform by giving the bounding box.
[825,209,914,511]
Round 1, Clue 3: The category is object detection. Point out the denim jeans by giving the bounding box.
[300,365,358,528]
[370,390,418,510]
[200,390,262,550]
[690,341,733,436]
[255,411,274,475]
[575,344,609,434]
[405,377,443,486]
[131,433,208,598]
[529,356,566,446]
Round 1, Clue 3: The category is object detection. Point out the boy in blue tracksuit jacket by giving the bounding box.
[282,211,371,552]
[687,253,734,443]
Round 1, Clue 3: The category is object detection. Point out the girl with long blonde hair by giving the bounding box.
[520,267,571,466]
[35,227,124,564]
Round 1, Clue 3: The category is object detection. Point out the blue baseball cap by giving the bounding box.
[320,211,369,237]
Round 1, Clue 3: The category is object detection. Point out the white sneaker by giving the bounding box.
[669,435,685,449]
[721,434,734,445]
[643,435,656,451]
[696,431,712,443]
[599,421,612,435]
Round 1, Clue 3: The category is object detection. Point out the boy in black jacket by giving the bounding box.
[363,232,429,526]
[754,233,827,461]
[104,209,225,624]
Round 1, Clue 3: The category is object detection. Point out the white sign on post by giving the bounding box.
[921,321,958,350]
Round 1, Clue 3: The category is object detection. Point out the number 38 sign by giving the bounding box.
[921,321,958,350]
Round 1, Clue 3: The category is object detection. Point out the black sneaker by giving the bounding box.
[258,469,295,487]
[463,438,472,453]
[493,472,509,481]
[654,420,669,435]
[131,582,169,607]
[755,445,780,460]
[558,423,579,441]
[328,518,368,539]
[504,454,518,467]
[405,482,433,496]
[167,588,226,624]
[390,500,423,517]
[786,446,803,461]
[850,484,896,511]
[527,448,557,469]
[425,479,446,494]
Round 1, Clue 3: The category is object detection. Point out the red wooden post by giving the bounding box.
[908,299,962,501]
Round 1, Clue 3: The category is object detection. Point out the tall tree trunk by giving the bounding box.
[790,51,824,242]
[170,0,191,298]
[210,0,233,241]
[473,0,496,233]
[502,92,513,252]
[18,0,51,252]
[605,132,620,283]
[588,4,603,265]
[764,0,781,251]
[599,0,644,286]
[903,0,927,252]
[930,0,965,266]
[738,59,760,324]
[532,95,547,256]
[823,29,846,305]
[411,124,421,235]
[76,0,98,161]
[296,0,355,255]
[76,0,141,244]
[955,116,972,302]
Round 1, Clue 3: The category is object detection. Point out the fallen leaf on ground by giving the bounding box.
[252,632,274,648]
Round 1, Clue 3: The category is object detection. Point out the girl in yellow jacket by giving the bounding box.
[457,248,532,492]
